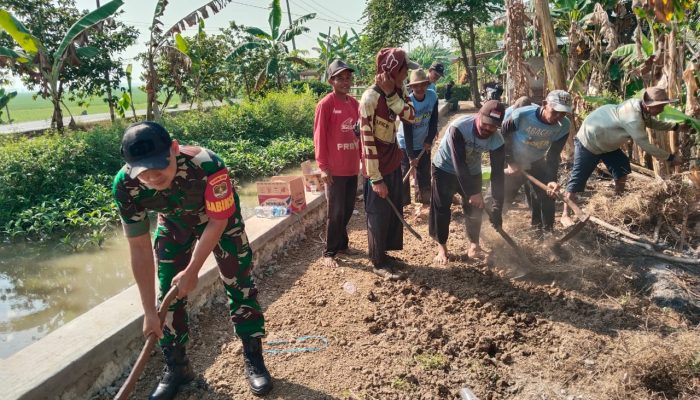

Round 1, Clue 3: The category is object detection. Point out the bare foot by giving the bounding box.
[338,247,360,256]
[560,215,575,228]
[321,256,338,268]
[433,244,449,265]
[467,244,486,259]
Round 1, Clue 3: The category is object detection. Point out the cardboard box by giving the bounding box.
[300,160,325,193]
[256,175,307,213]
[303,173,325,193]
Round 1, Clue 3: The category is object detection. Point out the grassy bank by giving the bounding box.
[0,90,316,247]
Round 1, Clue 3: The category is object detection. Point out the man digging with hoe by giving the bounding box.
[113,122,273,399]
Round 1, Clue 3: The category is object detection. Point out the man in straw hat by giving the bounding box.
[397,68,439,214]
[562,86,685,227]
[359,47,417,280]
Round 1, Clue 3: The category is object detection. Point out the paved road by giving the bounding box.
[0,100,226,135]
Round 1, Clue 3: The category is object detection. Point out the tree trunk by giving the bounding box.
[106,73,115,122]
[146,49,157,121]
[52,95,64,131]
[453,24,472,99]
[467,21,481,108]
[533,0,566,90]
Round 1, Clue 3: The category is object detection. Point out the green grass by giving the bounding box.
[3,89,182,123]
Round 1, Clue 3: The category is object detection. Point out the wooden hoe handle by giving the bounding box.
[114,285,179,400]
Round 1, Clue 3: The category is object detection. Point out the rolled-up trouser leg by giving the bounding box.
[429,166,458,244]
[457,186,483,244]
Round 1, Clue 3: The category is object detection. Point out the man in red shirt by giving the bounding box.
[314,59,361,268]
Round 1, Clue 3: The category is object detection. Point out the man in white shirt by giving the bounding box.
[562,87,684,226]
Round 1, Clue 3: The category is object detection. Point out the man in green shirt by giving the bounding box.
[113,122,272,399]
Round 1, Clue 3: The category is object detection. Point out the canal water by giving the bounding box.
[0,166,306,358]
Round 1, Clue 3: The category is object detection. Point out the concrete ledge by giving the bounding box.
[3,192,326,400]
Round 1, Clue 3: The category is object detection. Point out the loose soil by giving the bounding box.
[100,108,700,400]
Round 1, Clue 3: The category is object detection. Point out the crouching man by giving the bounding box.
[429,100,506,264]
[112,122,272,399]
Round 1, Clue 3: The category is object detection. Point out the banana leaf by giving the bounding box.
[659,106,700,133]
[0,10,41,54]
[269,0,282,40]
[53,0,124,73]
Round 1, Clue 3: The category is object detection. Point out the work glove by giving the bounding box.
[489,206,503,230]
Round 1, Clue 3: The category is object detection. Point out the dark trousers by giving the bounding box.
[428,165,483,245]
[566,138,631,193]
[324,175,358,257]
[400,150,432,206]
[523,159,556,230]
[364,168,403,266]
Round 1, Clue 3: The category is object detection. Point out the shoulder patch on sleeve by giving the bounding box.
[205,168,235,220]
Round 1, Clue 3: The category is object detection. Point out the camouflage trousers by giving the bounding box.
[154,218,264,347]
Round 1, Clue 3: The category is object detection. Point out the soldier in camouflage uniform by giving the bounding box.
[112,122,272,399]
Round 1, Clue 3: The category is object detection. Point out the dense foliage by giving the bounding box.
[0,90,316,245]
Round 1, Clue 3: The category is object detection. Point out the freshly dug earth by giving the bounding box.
[101,111,700,400]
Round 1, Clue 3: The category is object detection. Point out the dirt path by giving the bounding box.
[102,109,700,400]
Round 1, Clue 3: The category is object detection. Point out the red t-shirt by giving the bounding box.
[313,92,361,177]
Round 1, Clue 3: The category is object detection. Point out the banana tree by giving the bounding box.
[143,0,233,120]
[226,0,316,91]
[0,0,124,131]
[314,28,361,80]
[0,87,17,123]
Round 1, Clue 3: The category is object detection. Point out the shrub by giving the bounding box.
[435,84,471,101]
[288,80,332,97]
[0,90,318,245]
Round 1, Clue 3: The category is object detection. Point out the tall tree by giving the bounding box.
[0,0,125,130]
[225,0,315,91]
[433,0,503,107]
[361,0,426,55]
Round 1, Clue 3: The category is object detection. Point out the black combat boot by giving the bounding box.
[241,336,273,396]
[149,343,196,400]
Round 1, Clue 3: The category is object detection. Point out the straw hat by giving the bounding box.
[407,69,430,86]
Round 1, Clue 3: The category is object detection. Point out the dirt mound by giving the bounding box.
[586,174,699,250]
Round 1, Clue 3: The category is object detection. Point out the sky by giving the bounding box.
[8,0,368,90]
[8,0,454,91]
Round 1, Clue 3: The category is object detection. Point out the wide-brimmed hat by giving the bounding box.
[407,69,430,86]
[643,87,678,107]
